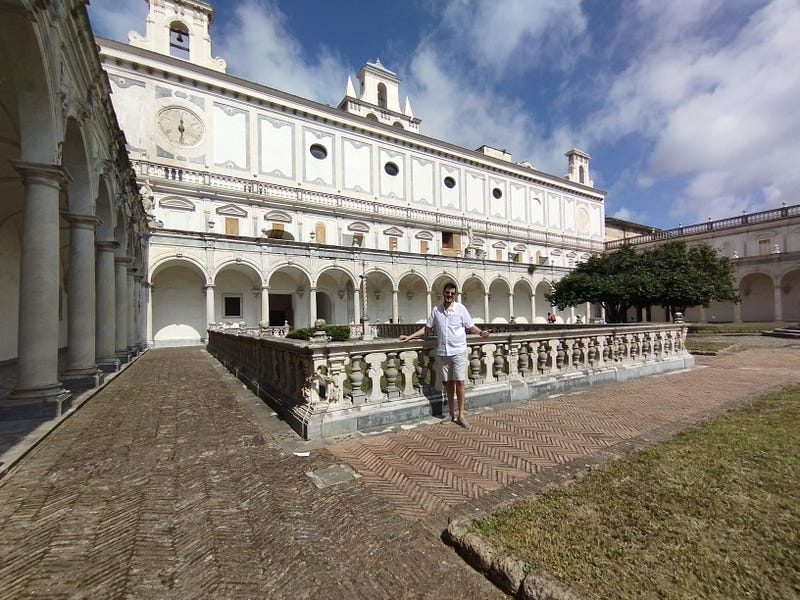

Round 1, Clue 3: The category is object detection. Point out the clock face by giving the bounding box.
[156,107,204,147]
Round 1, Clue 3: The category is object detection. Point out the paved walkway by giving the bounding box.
[1,338,798,599]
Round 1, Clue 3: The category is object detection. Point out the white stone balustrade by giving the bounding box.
[207,323,693,440]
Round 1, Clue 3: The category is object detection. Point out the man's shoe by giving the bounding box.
[456,415,470,429]
[441,414,455,424]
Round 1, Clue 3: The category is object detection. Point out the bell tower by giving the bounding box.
[128,0,226,72]
[565,148,592,187]
[338,59,420,132]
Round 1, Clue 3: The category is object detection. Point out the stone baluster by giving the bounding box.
[325,356,347,404]
[516,342,529,378]
[469,345,483,384]
[399,350,417,396]
[508,343,521,379]
[493,345,507,381]
[572,338,584,369]
[555,339,566,371]
[641,332,652,359]
[653,332,662,358]
[428,349,442,393]
[348,353,366,405]
[364,352,386,402]
[481,343,496,383]
[384,352,400,399]
[537,340,550,374]
[629,334,639,360]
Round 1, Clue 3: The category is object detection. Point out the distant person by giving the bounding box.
[548,312,556,324]
[399,282,489,428]
[575,315,583,324]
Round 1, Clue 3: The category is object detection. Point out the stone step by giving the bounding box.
[763,327,800,338]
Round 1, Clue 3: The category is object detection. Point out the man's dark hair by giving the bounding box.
[443,282,457,293]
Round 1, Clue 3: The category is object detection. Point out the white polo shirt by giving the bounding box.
[426,301,475,356]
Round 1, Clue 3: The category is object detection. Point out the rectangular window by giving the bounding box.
[352,233,364,247]
[495,249,503,261]
[225,217,239,235]
[442,232,454,249]
[389,236,398,251]
[758,239,770,256]
[223,295,243,318]
[420,240,429,254]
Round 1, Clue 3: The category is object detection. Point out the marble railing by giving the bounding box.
[207,323,691,439]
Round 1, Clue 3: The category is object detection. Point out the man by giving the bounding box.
[399,282,490,428]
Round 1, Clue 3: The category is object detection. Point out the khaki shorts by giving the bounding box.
[438,352,467,382]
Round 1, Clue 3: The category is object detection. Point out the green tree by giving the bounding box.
[547,245,653,323]
[547,242,739,323]
[648,241,738,316]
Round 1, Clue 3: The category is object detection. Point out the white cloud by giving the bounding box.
[88,0,148,41]
[588,0,800,223]
[441,0,587,75]
[214,1,349,106]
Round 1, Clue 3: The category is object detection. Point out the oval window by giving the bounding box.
[444,176,456,189]
[309,144,328,160]
[492,187,502,199]
[384,162,399,176]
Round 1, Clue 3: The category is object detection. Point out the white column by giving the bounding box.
[7,163,70,410]
[391,289,399,323]
[260,286,270,326]
[114,257,130,361]
[774,284,783,322]
[62,213,101,381]
[145,282,154,347]
[530,294,536,322]
[127,268,136,353]
[205,284,216,326]
[483,292,490,323]
[426,290,432,315]
[508,293,514,322]
[733,302,742,323]
[134,275,145,350]
[353,288,362,323]
[309,287,318,324]
[95,241,118,369]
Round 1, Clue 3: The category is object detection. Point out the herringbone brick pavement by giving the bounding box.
[1,341,798,599]
[0,348,503,600]
[328,345,800,527]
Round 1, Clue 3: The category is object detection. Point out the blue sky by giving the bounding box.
[88,0,800,230]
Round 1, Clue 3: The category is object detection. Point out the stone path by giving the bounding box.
[1,338,798,599]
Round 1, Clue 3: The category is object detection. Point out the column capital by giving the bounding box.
[204,284,215,290]
[115,256,131,267]
[63,212,101,228]
[12,161,71,187]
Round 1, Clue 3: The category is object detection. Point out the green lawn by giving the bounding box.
[473,386,800,599]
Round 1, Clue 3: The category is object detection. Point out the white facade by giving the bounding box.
[99,0,606,346]
[0,0,149,416]
[606,206,800,323]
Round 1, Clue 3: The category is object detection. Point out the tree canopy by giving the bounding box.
[546,241,739,323]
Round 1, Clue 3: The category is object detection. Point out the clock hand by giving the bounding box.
[178,115,185,143]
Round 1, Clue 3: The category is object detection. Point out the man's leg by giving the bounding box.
[445,380,456,418]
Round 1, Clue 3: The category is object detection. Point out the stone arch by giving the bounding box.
[512,278,535,323]
[535,280,555,323]
[739,272,774,322]
[315,266,357,324]
[461,274,487,323]
[398,271,430,324]
[267,264,313,328]
[150,257,208,346]
[487,276,512,323]
[779,268,800,321]
[213,261,263,327]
